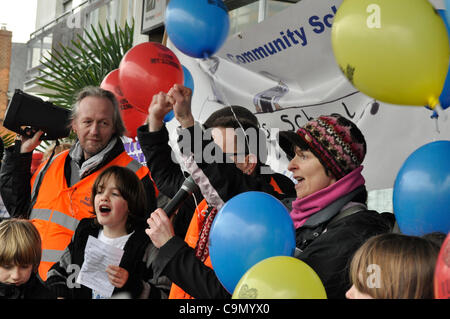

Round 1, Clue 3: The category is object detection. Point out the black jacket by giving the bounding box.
[281,187,395,299]
[295,209,393,299]
[139,123,296,299]
[45,218,170,299]
[0,273,56,299]
[0,138,157,219]
[137,124,202,237]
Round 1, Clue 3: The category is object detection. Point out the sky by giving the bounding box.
[0,0,38,43]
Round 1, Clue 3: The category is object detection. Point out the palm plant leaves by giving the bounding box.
[2,22,134,154]
[36,20,135,109]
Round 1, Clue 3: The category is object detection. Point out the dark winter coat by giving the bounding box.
[0,273,56,299]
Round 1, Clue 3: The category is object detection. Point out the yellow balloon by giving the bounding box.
[331,0,450,108]
[232,256,327,299]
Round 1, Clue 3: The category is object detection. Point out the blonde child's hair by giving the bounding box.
[0,219,42,273]
[349,233,440,299]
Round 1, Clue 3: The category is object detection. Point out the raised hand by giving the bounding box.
[147,92,174,132]
[168,84,194,128]
[19,130,44,154]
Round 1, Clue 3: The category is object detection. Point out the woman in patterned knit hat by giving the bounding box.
[277,113,394,299]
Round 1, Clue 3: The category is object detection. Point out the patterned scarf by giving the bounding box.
[194,206,218,262]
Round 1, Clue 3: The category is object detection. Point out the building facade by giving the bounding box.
[0,0,296,135]
[0,27,13,125]
[17,0,296,96]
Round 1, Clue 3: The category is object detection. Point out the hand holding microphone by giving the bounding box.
[162,176,198,218]
[146,176,198,248]
[146,208,175,248]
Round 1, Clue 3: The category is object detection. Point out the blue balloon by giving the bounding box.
[445,1,450,26]
[437,9,450,110]
[164,65,195,123]
[163,110,174,122]
[182,65,194,92]
[165,0,230,58]
[209,191,296,293]
[393,141,450,236]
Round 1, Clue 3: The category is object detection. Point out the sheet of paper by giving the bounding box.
[76,235,124,298]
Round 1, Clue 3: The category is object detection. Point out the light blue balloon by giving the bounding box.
[165,0,230,58]
[445,0,450,27]
[393,141,450,236]
[209,191,296,293]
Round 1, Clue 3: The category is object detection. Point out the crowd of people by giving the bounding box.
[0,84,446,299]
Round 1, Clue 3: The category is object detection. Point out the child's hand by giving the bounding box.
[106,265,129,288]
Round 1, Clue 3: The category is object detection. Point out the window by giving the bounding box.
[229,0,293,36]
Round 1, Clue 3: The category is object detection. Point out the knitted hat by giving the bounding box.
[278,113,366,180]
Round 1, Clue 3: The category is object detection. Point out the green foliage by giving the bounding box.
[36,20,135,109]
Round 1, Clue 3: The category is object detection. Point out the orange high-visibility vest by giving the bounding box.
[169,177,283,299]
[29,150,150,280]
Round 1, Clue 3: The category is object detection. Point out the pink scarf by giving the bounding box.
[290,166,365,229]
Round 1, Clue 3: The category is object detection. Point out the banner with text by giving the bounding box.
[165,0,449,194]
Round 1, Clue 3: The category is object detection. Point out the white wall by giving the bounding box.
[35,0,58,30]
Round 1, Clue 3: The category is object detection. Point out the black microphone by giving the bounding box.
[163,176,198,218]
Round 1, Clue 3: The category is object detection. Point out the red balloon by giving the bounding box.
[118,42,184,112]
[434,233,450,299]
[100,69,148,140]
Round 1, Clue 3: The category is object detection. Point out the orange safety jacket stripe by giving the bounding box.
[169,177,284,299]
[29,150,149,281]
